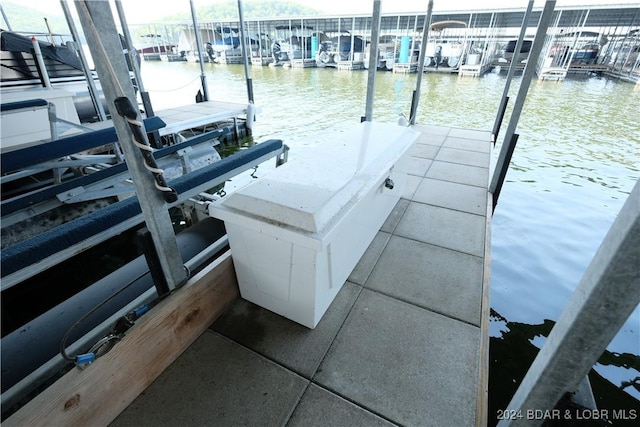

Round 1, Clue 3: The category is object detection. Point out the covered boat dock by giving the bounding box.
[4,122,494,426]
[112,125,493,426]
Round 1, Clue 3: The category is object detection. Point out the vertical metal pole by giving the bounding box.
[394,16,400,62]
[190,0,209,101]
[60,0,107,122]
[31,37,52,88]
[364,0,382,122]
[564,10,590,71]
[497,178,640,427]
[351,17,356,62]
[300,18,307,60]
[257,19,262,61]
[464,13,473,68]
[489,1,556,197]
[73,0,187,291]
[479,13,496,67]
[289,19,293,62]
[1,4,12,31]
[492,0,534,141]
[114,0,155,118]
[237,0,254,103]
[409,0,433,125]
[491,133,518,211]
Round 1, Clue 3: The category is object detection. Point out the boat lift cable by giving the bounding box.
[59,270,164,367]
[114,0,155,119]
[75,1,177,203]
[58,233,228,367]
[114,97,177,202]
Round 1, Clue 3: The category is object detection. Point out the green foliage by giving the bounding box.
[1,1,321,36]
[162,1,320,22]
[1,1,67,35]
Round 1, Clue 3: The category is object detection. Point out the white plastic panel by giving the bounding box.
[220,122,419,233]
[210,122,419,328]
[1,88,81,151]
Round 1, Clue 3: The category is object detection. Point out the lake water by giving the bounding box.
[141,60,640,423]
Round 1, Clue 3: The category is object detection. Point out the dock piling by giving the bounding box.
[189,0,209,101]
[363,0,382,122]
[114,0,155,120]
[237,0,254,104]
[61,0,107,122]
[409,0,434,126]
[492,0,534,143]
[489,0,556,209]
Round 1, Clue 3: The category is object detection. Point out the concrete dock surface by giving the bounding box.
[111,124,493,427]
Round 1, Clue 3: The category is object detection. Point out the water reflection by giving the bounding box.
[489,309,640,427]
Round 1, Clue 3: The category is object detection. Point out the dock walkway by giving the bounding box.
[111,124,493,426]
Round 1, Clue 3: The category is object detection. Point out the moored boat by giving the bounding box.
[135,33,176,60]
[316,33,365,67]
[422,20,467,70]
[1,5,278,416]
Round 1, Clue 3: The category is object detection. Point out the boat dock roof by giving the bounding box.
[111,123,493,426]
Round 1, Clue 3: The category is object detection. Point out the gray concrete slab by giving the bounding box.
[287,383,397,427]
[111,331,308,427]
[426,160,489,188]
[403,174,422,200]
[366,235,484,325]
[412,124,451,137]
[436,147,490,168]
[396,155,432,177]
[443,136,492,154]
[349,232,391,285]
[109,124,491,427]
[415,132,447,146]
[448,128,492,142]
[380,198,410,234]
[409,143,440,159]
[314,289,480,426]
[394,202,486,257]
[413,178,487,215]
[211,282,361,378]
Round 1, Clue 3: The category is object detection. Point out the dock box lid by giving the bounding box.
[211,122,419,234]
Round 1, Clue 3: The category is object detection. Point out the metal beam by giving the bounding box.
[114,0,155,118]
[189,0,209,101]
[73,1,187,290]
[409,0,433,126]
[237,0,254,104]
[489,0,556,204]
[363,0,382,122]
[60,0,107,122]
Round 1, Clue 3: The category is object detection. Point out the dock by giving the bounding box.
[154,100,252,136]
[108,123,493,426]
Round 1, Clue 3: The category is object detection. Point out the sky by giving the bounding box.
[3,0,640,25]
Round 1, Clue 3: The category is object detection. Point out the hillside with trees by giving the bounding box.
[1,1,322,35]
[164,1,321,21]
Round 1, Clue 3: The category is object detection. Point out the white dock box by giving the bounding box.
[209,122,419,328]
